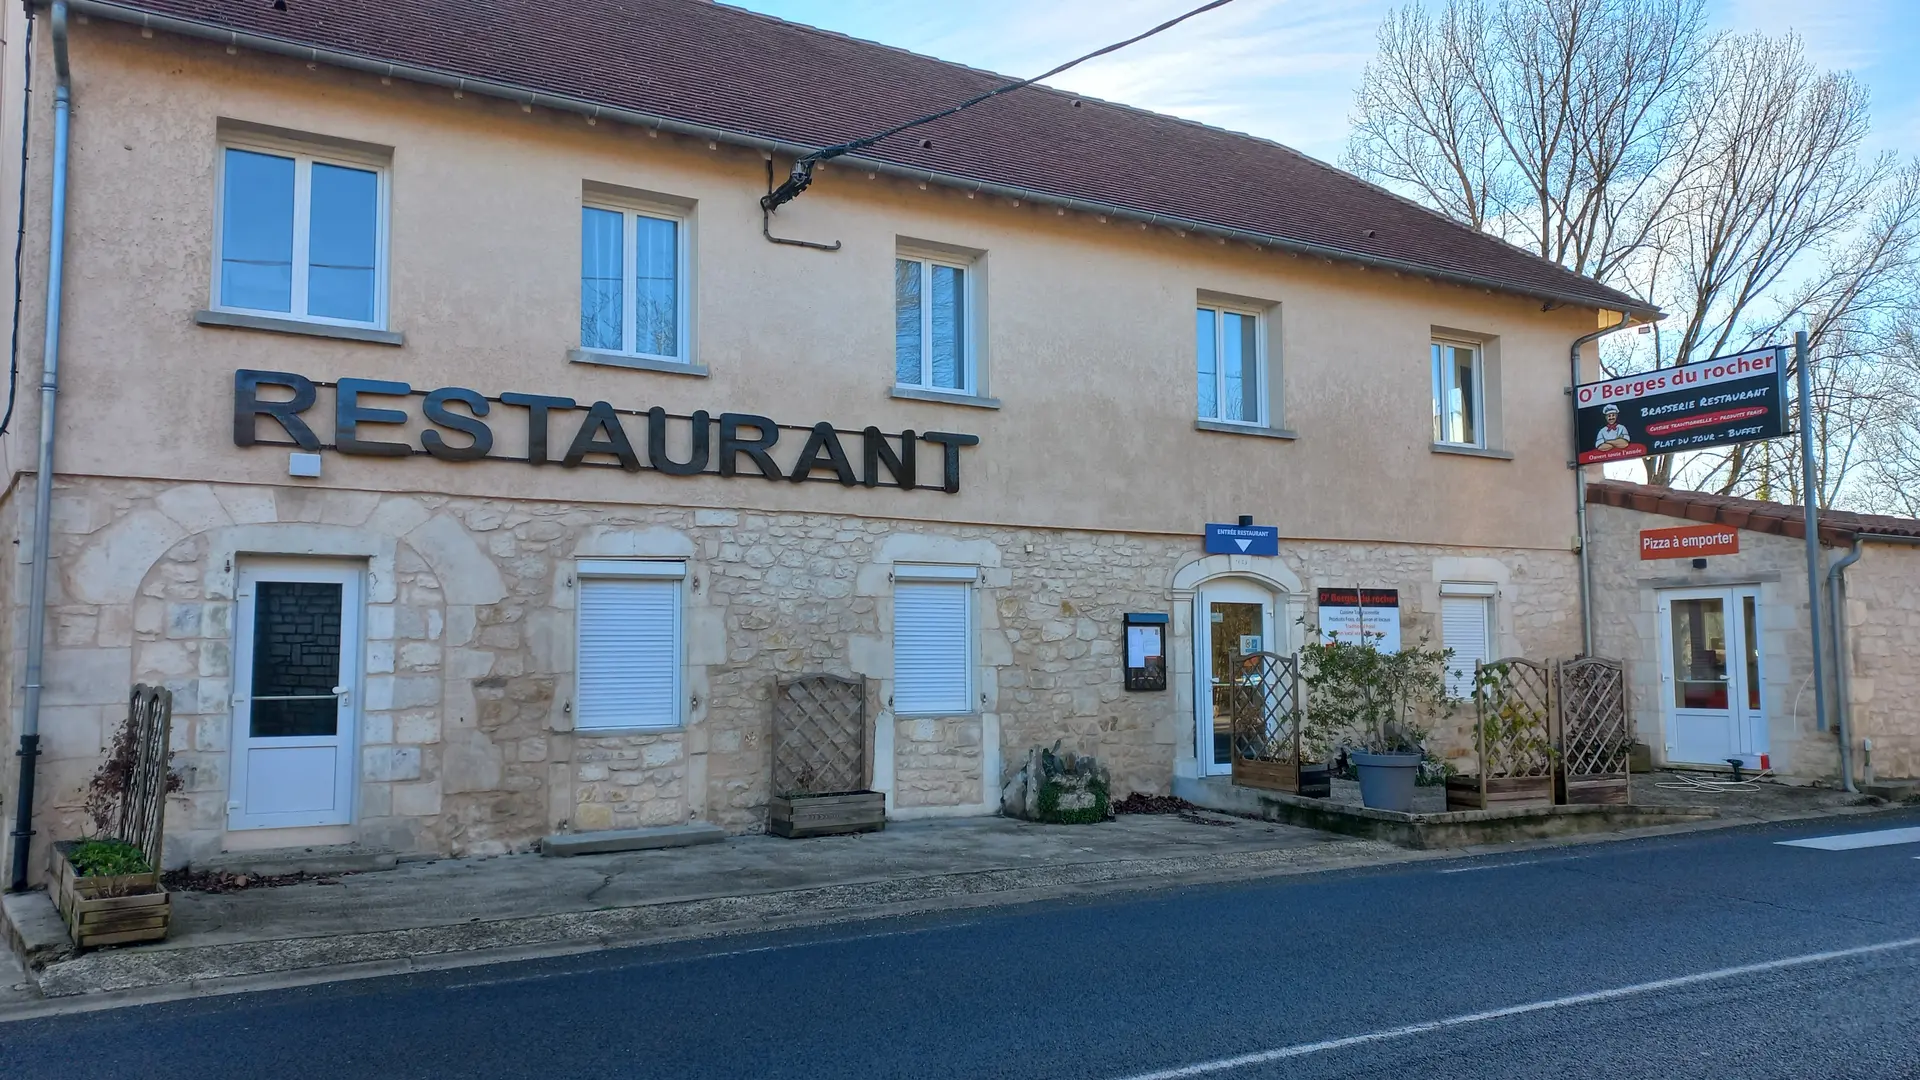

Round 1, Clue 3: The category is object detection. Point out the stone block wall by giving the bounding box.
[2,473,1580,879]
[1839,543,1920,781]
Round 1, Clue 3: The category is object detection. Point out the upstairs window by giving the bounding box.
[1433,339,1484,447]
[216,141,386,328]
[895,252,975,393]
[1196,304,1265,425]
[581,200,688,363]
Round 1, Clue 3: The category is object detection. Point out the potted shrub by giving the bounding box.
[49,693,179,949]
[1301,630,1458,813]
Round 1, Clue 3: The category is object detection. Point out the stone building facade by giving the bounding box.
[0,1,1649,878]
[24,476,1582,865]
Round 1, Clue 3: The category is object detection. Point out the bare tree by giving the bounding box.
[1350,4,1908,508]
[1348,0,1708,282]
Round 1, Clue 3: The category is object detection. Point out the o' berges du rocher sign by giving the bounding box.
[1574,347,1786,466]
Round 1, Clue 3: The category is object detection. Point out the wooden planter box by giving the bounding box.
[1560,773,1631,805]
[1231,758,1330,799]
[769,790,886,838]
[48,841,170,950]
[1445,775,1556,812]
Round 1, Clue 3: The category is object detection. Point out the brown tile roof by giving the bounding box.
[1586,479,1920,547]
[65,0,1653,316]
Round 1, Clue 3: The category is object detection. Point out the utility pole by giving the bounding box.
[1797,330,1829,737]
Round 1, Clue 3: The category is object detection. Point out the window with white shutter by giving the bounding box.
[893,570,974,715]
[1440,594,1493,701]
[575,562,683,730]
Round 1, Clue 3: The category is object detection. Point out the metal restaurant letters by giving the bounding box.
[233,370,980,493]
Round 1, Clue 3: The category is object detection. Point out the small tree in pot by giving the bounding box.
[1300,630,1459,812]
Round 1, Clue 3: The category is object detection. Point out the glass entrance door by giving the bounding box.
[1193,581,1275,776]
[228,561,362,830]
[1659,587,1765,767]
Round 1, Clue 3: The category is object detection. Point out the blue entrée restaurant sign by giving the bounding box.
[1204,523,1279,556]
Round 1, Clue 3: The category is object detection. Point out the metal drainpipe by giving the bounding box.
[9,0,71,892]
[1570,313,1633,656]
[1827,538,1863,793]
[1826,532,1920,795]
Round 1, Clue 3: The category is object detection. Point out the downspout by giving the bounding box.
[1571,312,1633,656]
[1826,532,1920,795]
[9,0,70,892]
[1827,538,1862,793]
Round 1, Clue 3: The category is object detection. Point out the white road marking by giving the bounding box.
[1108,935,1920,1080]
[1777,826,1920,851]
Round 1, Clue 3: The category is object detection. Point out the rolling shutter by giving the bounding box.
[893,581,971,714]
[576,575,681,729]
[1441,596,1492,700]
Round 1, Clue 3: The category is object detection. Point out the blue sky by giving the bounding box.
[730,0,1919,164]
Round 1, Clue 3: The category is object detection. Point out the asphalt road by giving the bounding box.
[6,811,1920,1079]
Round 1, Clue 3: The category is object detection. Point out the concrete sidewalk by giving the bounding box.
[6,812,1403,1004]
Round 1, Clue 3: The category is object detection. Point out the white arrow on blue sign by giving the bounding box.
[1203,523,1279,556]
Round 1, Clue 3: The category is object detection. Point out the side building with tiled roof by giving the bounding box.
[0,0,1654,878]
[1588,481,1920,789]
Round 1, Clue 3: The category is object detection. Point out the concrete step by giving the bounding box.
[191,845,399,878]
[2,889,72,969]
[541,823,727,857]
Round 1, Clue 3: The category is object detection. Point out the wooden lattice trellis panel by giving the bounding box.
[116,685,174,872]
[1228,652,1306,793]
[1556,657,1630,804]
[771,675,869,798]
[1449,658,1555,810]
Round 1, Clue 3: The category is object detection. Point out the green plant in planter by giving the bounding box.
[1299,627,1461,755]
[67,838,151,878]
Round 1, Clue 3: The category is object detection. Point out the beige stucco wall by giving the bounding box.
[1586,502,1843,780]
[0,22,1608,547]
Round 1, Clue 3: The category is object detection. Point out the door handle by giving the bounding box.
[333,685,351,706]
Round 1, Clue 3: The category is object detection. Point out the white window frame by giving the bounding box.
[1197,302,1268,427]
[891,564,978,717]
[579,195,693,365]
[573,559,686,732]
[894,248,978,394]
[1432,337,1486,448]
[212,133,391,330]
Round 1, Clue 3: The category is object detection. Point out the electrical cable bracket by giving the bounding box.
[761,159,840,252]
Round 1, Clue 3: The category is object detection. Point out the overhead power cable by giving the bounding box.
[760,0,1241,214]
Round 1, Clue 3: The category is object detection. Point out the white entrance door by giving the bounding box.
[228,561,362,831]
[1658,586,1766,768]
[1193,580,1277,777]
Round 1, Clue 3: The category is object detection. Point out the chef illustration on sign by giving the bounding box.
[1594,404,1632,451]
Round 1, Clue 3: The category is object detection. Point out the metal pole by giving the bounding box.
[1570,314,1632,656]
[10,1,70,892]
[1797,331,1830,744]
